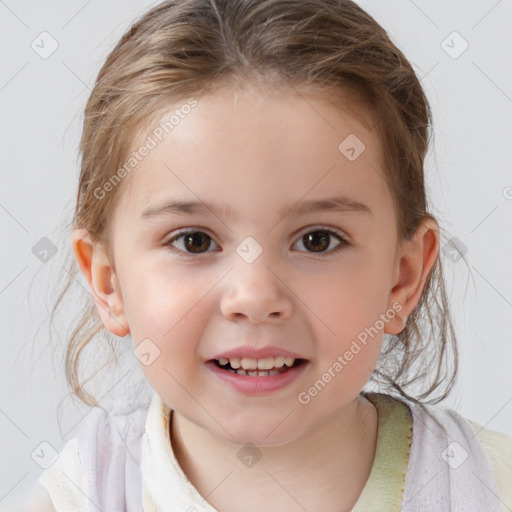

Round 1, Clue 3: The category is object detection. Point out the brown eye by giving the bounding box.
[165,227,349,258]
[165,230,219,256]
[182,232,211,253]
[303,231,330,252]
[294,228,348,255]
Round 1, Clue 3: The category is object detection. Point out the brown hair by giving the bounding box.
[51,0,460,408]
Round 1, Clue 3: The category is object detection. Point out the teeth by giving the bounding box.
[219,356,296,370]
[229,357,241,369]
[229,368,291,377]
[273,356,285,368]
[241,357,258,370]
[257,357,274,370]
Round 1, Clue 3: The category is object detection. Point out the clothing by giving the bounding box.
[38,390,512,511]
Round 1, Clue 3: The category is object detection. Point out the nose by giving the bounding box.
[220,260,293,323]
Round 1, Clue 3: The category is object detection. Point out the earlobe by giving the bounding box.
[384,217,439,335]
[71,228,130,337]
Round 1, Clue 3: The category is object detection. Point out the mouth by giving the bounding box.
[209,356,307,377]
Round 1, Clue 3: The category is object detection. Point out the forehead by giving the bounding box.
[116,84,389,221]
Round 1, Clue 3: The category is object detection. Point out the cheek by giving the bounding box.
[301,256,392,337]
[297,254,390,382]
[129,277,210,407]
[123,269,219,377]
[121,260,212,340]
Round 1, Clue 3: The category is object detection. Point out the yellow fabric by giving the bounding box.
[37,392,512,511]
[351,392,413,511]
[470,420,512,512]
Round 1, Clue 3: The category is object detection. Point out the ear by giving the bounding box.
[71,228,130,337]
[384,216,439,335]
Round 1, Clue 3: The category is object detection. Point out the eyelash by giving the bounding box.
[163,226,349,258]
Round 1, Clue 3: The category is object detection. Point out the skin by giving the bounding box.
[72,83,439,512]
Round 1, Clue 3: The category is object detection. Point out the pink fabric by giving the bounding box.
[74,405,147,512]
[402,401,502,511]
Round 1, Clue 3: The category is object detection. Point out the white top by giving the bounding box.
[36,390,512,511]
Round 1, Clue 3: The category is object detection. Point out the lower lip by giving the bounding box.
[206,360,308,395]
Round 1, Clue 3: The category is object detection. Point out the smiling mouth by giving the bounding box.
[210,357,306,377]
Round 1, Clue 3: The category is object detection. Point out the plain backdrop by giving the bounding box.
[1,0,511,506]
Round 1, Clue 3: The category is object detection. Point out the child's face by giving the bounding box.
[85,84,422,445]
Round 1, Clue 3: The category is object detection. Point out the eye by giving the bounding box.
[164,229,219,256]
[292,226,349,256]
[163,226,349,257]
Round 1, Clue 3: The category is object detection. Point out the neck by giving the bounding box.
[170,394,379,512]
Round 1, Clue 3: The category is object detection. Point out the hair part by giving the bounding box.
[51,0,459,408]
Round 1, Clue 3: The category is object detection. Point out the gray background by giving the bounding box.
[1,0,511,506]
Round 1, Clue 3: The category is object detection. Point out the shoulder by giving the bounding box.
[468,419,512,509]
[407,396,512,458]
[407,399,512,508]
[469,418,512,455]
[37,437,86,511]
[2,483,58,512]
[37,402,150,511]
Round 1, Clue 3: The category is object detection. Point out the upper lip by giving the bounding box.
[210,346,306,361]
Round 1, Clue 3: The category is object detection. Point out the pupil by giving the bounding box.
[305,232,329,252]
[185,232,210,253]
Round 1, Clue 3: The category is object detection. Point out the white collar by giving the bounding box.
[140,391,412,511]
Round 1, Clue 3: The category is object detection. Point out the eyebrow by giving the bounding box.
[140,193,372,220]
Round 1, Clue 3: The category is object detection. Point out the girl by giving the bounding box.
[20,0,512,510]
